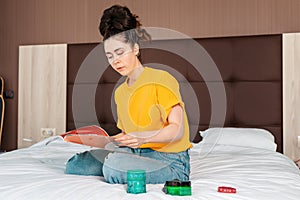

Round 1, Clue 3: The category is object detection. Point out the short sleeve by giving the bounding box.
[114,88,124,131]
[156,72,184,122]
[116,118,124,131]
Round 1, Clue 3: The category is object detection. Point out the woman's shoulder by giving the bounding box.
[144,67,176,81]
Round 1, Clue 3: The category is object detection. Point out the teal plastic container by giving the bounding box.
[127,170,146,194]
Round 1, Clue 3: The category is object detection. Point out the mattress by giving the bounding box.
[0,136,299,200]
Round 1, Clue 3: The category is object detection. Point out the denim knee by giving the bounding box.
[102,151,172,184]
[65,150,104,176]
[102,153,127,184]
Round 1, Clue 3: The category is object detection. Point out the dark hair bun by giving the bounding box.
[99,5,150,43]
[99,5,138,40]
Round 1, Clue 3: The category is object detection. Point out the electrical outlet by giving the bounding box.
[298,136,300,148]
[41,128,56,138]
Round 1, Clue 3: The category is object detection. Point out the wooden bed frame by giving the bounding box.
[66,34,283,152]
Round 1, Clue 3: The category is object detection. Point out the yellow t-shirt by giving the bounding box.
[114,67,192,153]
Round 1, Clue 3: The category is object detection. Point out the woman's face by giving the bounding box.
[104,35,139,77]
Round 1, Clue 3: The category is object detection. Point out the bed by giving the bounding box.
[0,128,299,200]
[1,34,300,199]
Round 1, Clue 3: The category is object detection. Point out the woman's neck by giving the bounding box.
[127,65,144,86]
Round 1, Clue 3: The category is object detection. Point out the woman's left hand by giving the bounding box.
[113,133,146,148]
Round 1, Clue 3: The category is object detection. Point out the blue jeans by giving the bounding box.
[65,147,190,184]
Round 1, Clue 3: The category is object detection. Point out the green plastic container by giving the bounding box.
[164,180,192,196]
[127,170,146,194]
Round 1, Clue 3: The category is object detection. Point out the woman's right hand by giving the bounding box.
[110,131,148,148]
[111,132,126,140]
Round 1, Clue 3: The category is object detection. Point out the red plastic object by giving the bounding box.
[218,186,236,193]
[61,125,110,147]
[61,125,108,138]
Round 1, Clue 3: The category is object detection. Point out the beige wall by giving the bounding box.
[18,44,67,149]
[283,33,300,160]
[1,0,300,150]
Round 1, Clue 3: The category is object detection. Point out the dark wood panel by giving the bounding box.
[67,35,283,152]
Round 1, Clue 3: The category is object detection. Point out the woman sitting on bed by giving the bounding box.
[65,4,192,184]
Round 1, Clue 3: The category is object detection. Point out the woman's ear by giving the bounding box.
[133,43,140,56]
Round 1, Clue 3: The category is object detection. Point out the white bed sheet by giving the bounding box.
[0,136,300,200]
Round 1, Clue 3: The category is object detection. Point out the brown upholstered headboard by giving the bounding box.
[67,34,282,152]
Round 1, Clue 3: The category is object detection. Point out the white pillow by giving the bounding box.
[199,127,277,151]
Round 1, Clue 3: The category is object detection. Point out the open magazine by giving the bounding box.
[61,125,112,148]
